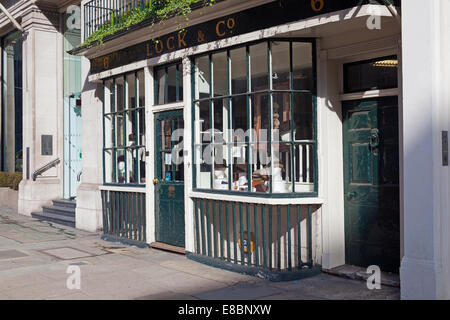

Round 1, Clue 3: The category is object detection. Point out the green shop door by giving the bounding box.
[342,97,400,272]
[154,110,185,247]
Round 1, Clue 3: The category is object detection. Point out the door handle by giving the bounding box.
[346,192,356,200]
[153,178,159,185]
[370,128,380,149]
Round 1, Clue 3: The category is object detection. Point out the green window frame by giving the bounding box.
[102,70,146,186]
[154,61,183,105]
[191,39,318,197]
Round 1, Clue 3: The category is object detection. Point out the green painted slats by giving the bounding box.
[194,198,200,254]
[287,204,292,270]
[200,199,206,255]
[232,202,237,264]
[219,201,223,259]
[226,202,230,262]
[308,204,313,266]
[277,205,281,270]
[239,203,244,266]
[268,205,273,270]
[213,200,217,259]
[254,204,259,267]
[297,205,302,267]
[100,190,146,244]
[142,193,146,242]
[261,204,266,268]
[246,203,251,266]
[206,199,211,257]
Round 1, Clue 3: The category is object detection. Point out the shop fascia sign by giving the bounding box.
[91,0,401,73]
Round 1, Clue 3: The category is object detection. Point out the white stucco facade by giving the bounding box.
[2,0,450,300]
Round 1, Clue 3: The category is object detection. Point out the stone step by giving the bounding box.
[52,199,76,209]
[31,211,75,228]
[42,205,75,218]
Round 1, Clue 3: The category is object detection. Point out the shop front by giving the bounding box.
[77,0,402,279]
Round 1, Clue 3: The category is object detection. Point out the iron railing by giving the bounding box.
[32,158,61,181]
[191,198,320,274]
[84,0,150,40]
[101,189,147,244]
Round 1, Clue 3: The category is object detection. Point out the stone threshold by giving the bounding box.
[322,264,400,288]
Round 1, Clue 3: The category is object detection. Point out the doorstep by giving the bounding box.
[150,242,186,255]
[322,264,400,288]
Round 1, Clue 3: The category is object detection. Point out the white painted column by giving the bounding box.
[183,57,195,253]
[145,66,156,244]
[75,55,103,231]
[400,0,450,300]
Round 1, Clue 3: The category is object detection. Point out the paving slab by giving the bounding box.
[0,207,400,300]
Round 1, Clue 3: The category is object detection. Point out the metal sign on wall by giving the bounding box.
[90,0,401,73]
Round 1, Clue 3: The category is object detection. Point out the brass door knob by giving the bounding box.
[153,178,159,185]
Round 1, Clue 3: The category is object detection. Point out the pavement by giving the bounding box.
[0,207,400,300]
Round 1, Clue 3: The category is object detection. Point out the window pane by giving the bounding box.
[293,93,313,141]
[104,80,114,149]
[272,143,292,193]
[250,143,270,193]
[126,74,136,147]
[127,73,135,109]
[293,42,313,91]
[231,143,248,192]
[294,144,314,192]
[344,56,398,93]
[196,56,210,99]
[116,76,124,111]
[213,51,228,97]
[213,98,227,143]
[156,68,166,105]
[167,64,177,103]
[273,93,292,142]
[178,63,184,101]
[250,42,268,92]
[271,41,290,90]
[116,113,125,147]
[104,79,114,114]
[195,100,210,144]
[127,148,138,184]
[117,149,126,183]
[195,144,212,189]
[231,95,248,132]
[104,149,114,183]
[251,93,269,143]
[230,47,246,94]
[138,71,146,147]
[138,147,146,184]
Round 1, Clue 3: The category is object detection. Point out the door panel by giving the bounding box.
[63,94,82,199]
[343,97,400,272]
[154,110,185,247]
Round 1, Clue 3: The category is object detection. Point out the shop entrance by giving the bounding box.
[342,96,400,272]
[154,110,185,247]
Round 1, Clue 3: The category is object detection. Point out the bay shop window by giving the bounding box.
[193,39,317,195]
[103,71,146,185]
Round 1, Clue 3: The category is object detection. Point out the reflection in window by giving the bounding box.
[103,71,146,185]
[155,62,183,105]
[1,31,23,172]
[193,40,316,195]
[344,55,398,93]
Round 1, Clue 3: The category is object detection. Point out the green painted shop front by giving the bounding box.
[154,110,185,247]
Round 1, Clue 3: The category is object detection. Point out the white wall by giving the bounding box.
[400,0,450,300]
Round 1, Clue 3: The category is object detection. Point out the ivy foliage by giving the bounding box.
[83,0,216,47]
